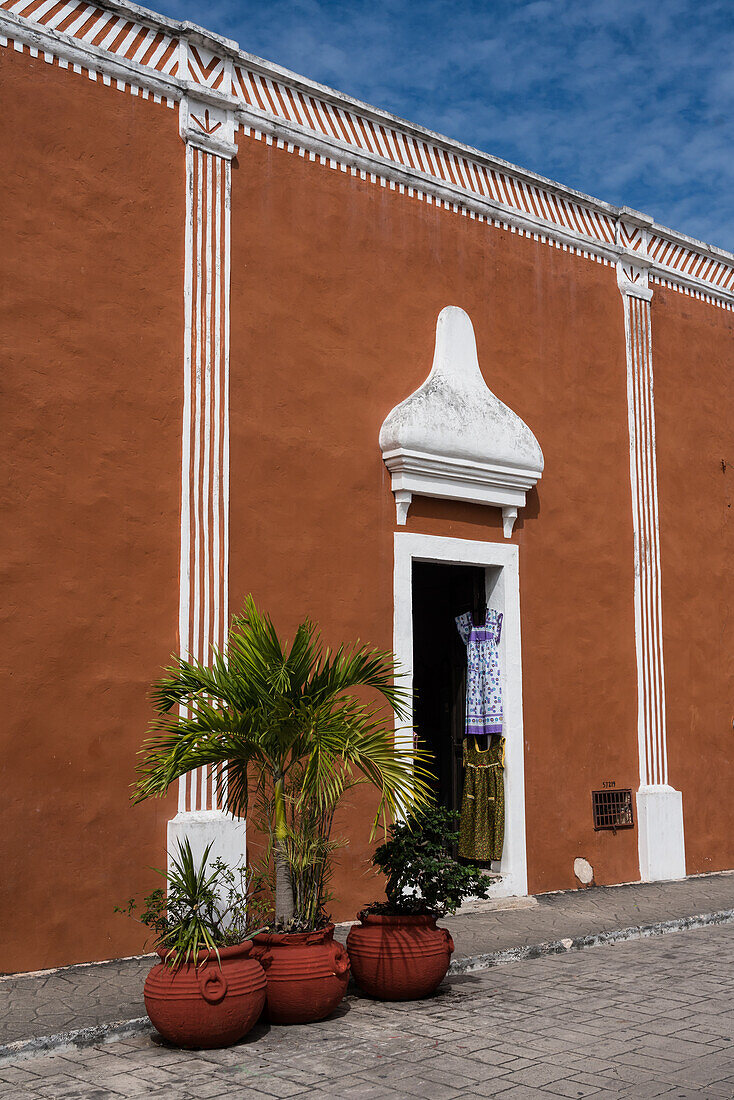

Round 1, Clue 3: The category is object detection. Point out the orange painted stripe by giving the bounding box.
[36,1,69,25]
[564,199,586,235]
[521,183,542,221]
[56,3,91,34]
[439,150,459,187]
[190,43,221,78]
[233,66,247,100]
[256,75,279,116]
[505,175,524,210]
[90,11,118,46]
[413,140,433,176]
[14,0,54,17]
[121,23,149,59]
[314,97,342,141]
[106,19,134,53]
[402,135,423,173]
[138,30,163,66]
[74,7,106,41]
[283,84,308,127]
[354,113,379,156]
[337,105,364,150]
[265,77,292,122]
[334,104,360,147]
[248,72,268,113]
[154,38,177,72]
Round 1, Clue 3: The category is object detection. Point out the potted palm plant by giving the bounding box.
[134,596,433,1024]
[347,806,492,1000]
[246,764,352,1024]
[117,839,269,1048]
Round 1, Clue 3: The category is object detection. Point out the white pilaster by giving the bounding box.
[168,811,246,879]
[617,211,686,882]
[171,94,244,868]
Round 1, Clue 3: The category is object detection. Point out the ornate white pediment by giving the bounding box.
[379,307,543,536]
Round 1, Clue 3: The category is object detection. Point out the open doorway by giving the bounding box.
[394,532,528,898]
[412,561,485,815]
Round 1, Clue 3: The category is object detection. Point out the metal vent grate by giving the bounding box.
[592,789,634,832]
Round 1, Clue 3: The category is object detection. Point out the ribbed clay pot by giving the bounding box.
[143,941,266,1049]
[250,923,350,1024]
[347,913,454,1000]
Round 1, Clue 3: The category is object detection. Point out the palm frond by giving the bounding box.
[298,697,434,827]
[150,653,244,714]
[303,642,410,720]
[133,703,271,811]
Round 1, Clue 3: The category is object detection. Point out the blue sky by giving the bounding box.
[156,0,734,251]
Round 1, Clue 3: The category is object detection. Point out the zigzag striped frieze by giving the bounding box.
[187,42,227,90]
[235,124,616,268]
[0,32,177,104]
[231,65,617,247]
[3,0,734,309]
[648,234,734,294]
[619,222,645,252]
[1,0,178,72]
[650,274,734,310]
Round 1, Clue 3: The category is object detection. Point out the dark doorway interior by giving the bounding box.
[412,561,486,812]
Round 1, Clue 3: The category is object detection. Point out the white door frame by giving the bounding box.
[393,531,528,898]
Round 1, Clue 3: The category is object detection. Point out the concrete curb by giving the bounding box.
[0,1017,151,1064]
[3,908,733,1063]
[448,907,734,974]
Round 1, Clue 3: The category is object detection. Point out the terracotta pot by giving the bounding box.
[143,941,266,1049]
[347,913,454,1000]
[250,923,349,1024]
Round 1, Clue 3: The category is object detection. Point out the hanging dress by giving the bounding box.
[455,608,503,738]
[455,608,505,862]
[458,736,505,861]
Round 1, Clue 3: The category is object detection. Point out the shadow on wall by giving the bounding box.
[514,485,541,531]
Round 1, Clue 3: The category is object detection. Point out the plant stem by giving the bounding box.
[273,770,295,923]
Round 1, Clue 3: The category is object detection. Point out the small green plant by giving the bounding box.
[115,839,270,967]
[363,805,492,918]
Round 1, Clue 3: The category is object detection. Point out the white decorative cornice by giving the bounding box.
[179,97,237,158]
[379,307,544,536]
[3,0,734,309]
[617,262,653,302]
[616,210,654,300]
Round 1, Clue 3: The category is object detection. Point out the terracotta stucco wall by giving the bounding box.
[5,46,732,974]
[652,289,734,874]
[0,50,182,972]
[228,137,641,916]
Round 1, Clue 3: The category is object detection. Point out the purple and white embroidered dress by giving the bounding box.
[455,609,503,738]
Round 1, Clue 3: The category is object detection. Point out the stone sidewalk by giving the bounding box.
[447,872,734,969]
[2,872,733,1054]
[3,923,734,1098]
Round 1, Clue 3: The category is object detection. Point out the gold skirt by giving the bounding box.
[458,735,505,862]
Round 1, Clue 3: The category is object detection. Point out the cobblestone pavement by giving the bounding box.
[4,872,734,1047]
[3,923,734,1098]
